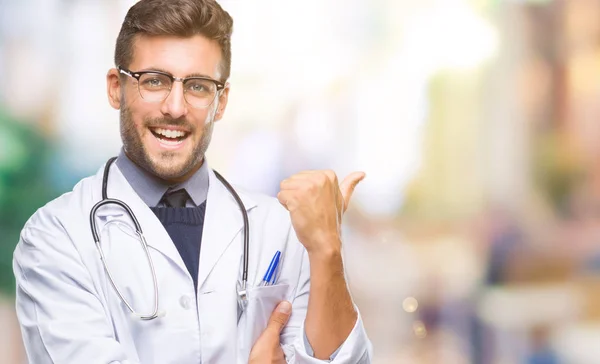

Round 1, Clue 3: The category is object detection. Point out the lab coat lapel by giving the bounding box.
[91,162,189,275]
[197,169,256,291]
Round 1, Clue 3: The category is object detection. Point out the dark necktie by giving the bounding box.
[161,188,190,208]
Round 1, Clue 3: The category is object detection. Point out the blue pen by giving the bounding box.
[261,251,281,286]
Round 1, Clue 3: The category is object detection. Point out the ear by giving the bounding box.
[106,68,122,110]
[213,82,230,122]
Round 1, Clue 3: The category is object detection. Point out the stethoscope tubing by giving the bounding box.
[89,156,249,320]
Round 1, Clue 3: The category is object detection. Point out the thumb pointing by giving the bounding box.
[339,172,366,211]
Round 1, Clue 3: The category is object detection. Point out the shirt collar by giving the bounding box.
[115,148,209,207]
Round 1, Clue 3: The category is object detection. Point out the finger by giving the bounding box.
[339,172,366,212]
[322,169,338,184]
[289,171,334,188]
[285,172,316,182]
[277,191,289,210]
[280,178,311,191]
[266,301,292,334]
[277,191,298,211]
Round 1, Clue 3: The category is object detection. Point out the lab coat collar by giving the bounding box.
[198,168,257,290]
[90,160,258,290]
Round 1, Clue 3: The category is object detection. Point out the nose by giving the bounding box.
[160,81,188,119]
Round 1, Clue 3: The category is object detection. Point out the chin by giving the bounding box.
[148,154,199,181]
[150,162,186,179]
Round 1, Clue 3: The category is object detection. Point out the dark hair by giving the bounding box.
[115,0,233,81]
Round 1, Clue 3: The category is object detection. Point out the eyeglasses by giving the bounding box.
[118,66,225,109]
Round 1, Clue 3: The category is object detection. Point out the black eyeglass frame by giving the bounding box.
[117,66,226,107]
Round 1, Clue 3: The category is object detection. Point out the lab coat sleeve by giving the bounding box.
[279,237,373,363]
[13,210,138,364]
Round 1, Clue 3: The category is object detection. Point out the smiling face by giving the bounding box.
[107,34,230,183]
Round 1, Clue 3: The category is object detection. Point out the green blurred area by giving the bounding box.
[0,108,60,296]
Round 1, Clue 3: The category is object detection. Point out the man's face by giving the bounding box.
[107,34,229,182]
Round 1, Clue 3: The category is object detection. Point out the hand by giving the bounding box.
[249,301,292,364]
[277,170,365,255]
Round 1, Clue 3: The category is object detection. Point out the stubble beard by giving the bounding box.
[119,105,215,181]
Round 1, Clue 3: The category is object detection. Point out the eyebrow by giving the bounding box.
[141,66,214,79]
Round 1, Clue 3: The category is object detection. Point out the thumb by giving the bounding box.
[266,301,292,334]
[339,172,366,211]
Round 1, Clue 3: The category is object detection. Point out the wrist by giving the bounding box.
[304,236,342,259]
[307,245,343,267]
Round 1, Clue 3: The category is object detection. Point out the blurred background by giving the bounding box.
[2,0,600,362]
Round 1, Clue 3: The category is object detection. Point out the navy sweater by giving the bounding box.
[151,201,207,291]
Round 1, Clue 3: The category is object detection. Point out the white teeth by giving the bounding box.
[157,138,183,146]
[154,128,186,138]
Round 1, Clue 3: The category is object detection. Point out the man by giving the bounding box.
[13,0,372,363]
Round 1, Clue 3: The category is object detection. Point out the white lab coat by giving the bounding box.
[13,162,372,364]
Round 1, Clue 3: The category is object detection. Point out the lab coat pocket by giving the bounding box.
[237,284,290,363]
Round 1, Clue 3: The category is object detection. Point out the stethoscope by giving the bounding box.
[89,156,249,320]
